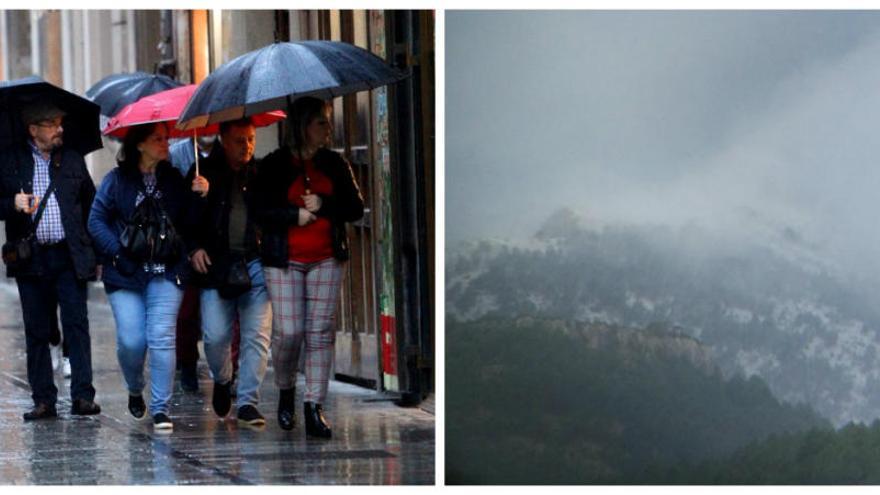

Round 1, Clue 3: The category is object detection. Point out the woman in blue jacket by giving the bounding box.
[88,122,208,431]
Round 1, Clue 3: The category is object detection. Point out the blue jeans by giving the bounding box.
[201,259,272,409]
[107,276,183,416]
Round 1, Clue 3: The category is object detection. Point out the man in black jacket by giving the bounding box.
[187,118,271,426]
[0,101,101,420]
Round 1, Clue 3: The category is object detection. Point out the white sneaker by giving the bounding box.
[62,357,71,378]
[50,344,61,371]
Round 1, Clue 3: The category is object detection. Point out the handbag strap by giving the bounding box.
[27,171,59,238]
[16,145,60,237]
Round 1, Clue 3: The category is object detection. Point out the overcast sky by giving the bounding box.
[447,11,880,277]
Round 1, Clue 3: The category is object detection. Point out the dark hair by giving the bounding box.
[287,96,330,155]
[117,122,167,173]
[21,100,65,126]
[219,117,253,137]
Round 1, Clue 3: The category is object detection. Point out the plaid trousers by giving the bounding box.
[264,258,343,403]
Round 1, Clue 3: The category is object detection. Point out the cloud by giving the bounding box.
[447,11,880,279]
[592,30,880,277]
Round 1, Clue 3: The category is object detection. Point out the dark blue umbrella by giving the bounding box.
[86,71,182,117]
[0,76,102,156]
[177,40,406,130]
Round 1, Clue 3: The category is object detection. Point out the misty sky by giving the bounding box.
[447,11,880,278]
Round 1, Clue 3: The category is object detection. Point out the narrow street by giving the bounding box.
[0,280,435,485]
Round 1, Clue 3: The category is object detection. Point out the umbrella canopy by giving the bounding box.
[177,40,407,130]
[86,71,183,117]
[103,84,286,139]
[0,76,102,156]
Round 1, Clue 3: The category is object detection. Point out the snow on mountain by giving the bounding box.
[447,216,880,425]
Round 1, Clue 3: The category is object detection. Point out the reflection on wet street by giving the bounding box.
[0,282,434,484]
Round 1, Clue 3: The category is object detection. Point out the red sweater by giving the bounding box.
[287,157,334,263]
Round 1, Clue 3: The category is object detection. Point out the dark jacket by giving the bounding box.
[87,160,202,291]
[0,144,97,280]
[252,146,364,268]
[186,145,259,288]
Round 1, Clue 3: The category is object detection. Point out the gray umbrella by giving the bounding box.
[177,40,406,130]
[86,71,183,117]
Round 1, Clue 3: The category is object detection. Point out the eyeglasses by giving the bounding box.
[35,119,63,130]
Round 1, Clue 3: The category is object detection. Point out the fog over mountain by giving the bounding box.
[447,11,880,282]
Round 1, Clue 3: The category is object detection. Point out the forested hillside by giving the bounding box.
[446,317,828,484]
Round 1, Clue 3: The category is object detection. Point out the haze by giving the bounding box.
[447,11,880,279]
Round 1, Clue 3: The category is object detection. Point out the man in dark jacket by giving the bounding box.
[187,118,271,426]
[0,101,101,420]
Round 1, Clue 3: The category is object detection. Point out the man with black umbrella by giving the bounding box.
[0,100,101,420]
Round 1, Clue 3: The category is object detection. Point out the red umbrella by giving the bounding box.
[102,84,285,139]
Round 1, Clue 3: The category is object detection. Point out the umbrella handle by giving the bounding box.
[193,131,199,177]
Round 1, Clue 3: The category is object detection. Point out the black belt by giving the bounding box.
[38,240,67,248]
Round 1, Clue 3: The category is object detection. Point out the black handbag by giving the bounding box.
[218,257,252,299]
[2,178,58,270]
[120,186,180,264]
[1,236,34,269]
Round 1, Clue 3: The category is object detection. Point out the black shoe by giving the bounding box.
[23,403,57,421]
[71,399,101,416]
[128,394,146,420]
[153,413,173,431]
[180,363,199,392]
[237,405,266,426]
[277,387,296,430]
[212,381,232,418]
[304,401,332,438]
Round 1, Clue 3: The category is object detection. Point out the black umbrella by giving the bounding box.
[0,76,102,156]
[86,71,183,117]
[178,40,407,130]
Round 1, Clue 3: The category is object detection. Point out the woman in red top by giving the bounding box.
[253,97,364,438]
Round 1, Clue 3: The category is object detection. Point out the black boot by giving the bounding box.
[71,399,101,416]
[23,403,57,421]
[304,401,331,438]
[277,387,295,430]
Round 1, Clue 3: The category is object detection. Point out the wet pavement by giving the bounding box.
[0,280,434,485]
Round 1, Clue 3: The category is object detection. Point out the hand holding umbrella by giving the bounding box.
[191,174,209,198]
[14,188,38,214]
[301,193,322,213]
